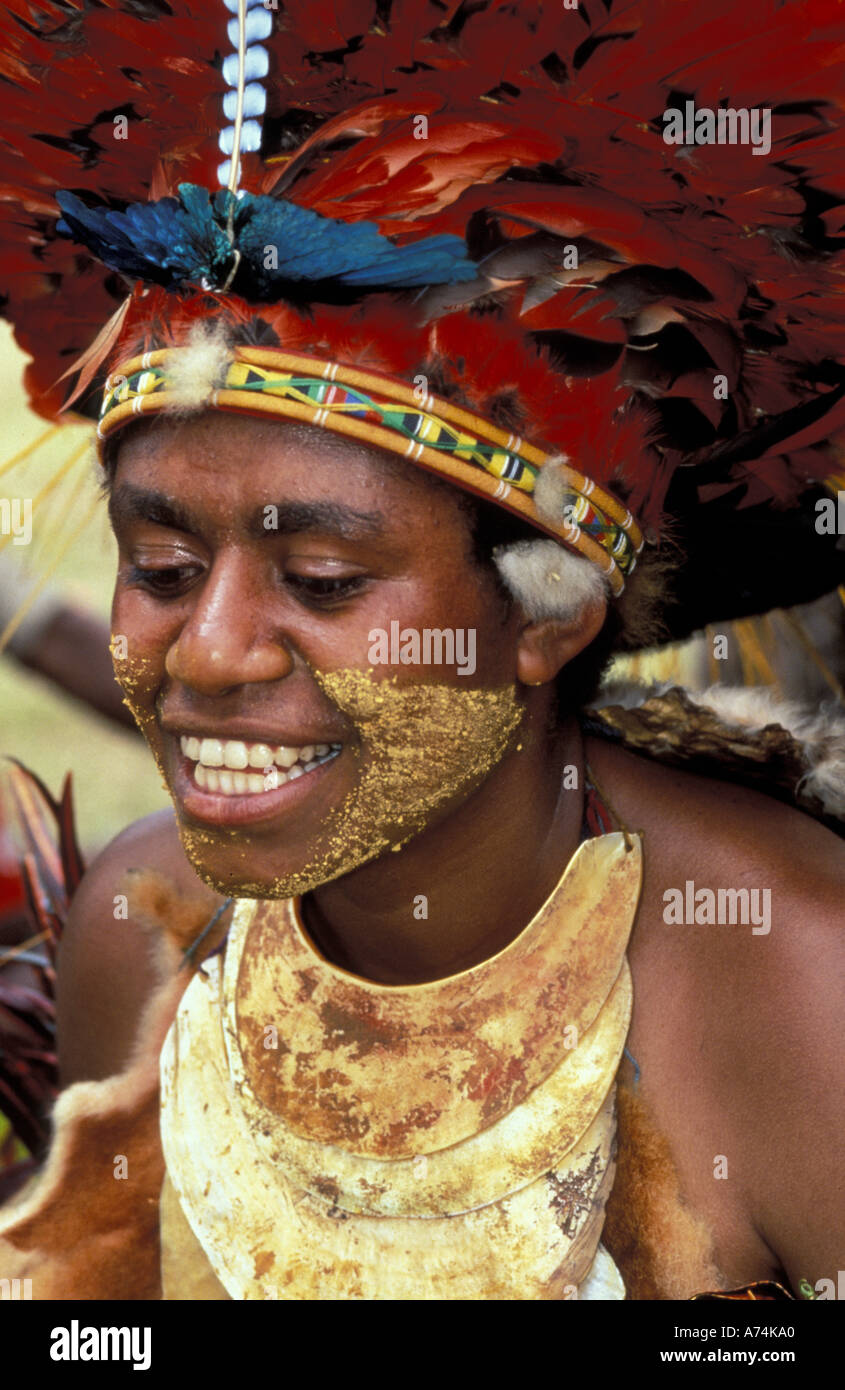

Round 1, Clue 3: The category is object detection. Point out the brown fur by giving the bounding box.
[0,868,218,1300]
[122,866,228,958]
[603,1080,724,1299]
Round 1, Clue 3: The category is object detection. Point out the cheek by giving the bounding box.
[414,584,517,684]
[362,565,515,682]
[110,585,176,723]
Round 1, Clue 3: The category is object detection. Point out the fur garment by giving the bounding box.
[592,681,845,828]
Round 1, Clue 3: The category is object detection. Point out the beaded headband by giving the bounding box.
[98,346,644,596]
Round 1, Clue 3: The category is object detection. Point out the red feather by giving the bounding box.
[0,0,842,537]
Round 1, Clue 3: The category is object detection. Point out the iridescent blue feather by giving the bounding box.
[55,185,478,297]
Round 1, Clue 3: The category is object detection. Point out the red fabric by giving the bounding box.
[583,781,614,840]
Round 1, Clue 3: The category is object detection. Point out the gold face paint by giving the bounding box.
[110,639,157,735]
[110,639,173,799]
[183,669,524,900]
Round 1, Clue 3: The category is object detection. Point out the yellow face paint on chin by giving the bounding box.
[184,669,524,900]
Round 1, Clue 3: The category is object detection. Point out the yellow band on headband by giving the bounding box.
[99,346,644,595]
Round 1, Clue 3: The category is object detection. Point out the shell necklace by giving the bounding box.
[160,829,642,1299]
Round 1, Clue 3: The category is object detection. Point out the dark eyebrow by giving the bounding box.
[248,500,386,541]
[108,487,387,543]
[108,485,198,535]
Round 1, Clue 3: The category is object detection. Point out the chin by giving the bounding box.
[185,855,282,901]
[174,827,263,898]
[177,831,322,901]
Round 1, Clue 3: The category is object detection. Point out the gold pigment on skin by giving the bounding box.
[110,639,170,790]
[182,668,524,899]
[110,640,158,737]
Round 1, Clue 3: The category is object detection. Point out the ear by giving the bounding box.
[515,593,607,686]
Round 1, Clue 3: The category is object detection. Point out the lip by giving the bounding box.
[167,741,344,828]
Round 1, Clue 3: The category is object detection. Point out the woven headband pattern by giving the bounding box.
[99,346,644,595]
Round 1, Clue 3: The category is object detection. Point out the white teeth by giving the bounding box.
[199,738,224,767]
[263,766,290,790]
[223,741,249,770]
[185,733,340,794]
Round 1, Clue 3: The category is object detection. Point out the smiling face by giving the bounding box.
[108,411,528,898]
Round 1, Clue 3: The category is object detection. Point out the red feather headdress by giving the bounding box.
[1,0,844,624]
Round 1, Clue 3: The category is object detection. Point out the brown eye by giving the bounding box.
[126,564,200,596]
[285,574,367,603]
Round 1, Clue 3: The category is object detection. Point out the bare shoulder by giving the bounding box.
[588,735,845,1288]
[56,809,225,1086]
[586,732,843,946]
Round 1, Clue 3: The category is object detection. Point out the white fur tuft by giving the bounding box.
[493,537,607,621]
[533,455,574,524]
[165,322,232,412]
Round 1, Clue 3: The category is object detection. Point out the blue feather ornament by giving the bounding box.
[55,184,479,298]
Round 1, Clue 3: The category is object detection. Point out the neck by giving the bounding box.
[301,714,585,985]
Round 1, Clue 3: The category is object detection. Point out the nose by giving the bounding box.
[165,551,293,695]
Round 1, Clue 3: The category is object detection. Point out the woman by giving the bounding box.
[0,0,843,1299]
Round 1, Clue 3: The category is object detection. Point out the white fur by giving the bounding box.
[165,322,232,411]
[493,537,607,621]
[693,685,845,821]
[533,454,574,524]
